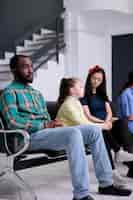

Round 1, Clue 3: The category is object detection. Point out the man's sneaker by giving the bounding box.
[98,184,132,196]
[73,195,94,200]
[115,149,133,163]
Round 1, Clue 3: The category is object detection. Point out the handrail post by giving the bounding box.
[56,17,59,64]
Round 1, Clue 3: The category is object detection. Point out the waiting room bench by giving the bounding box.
[0,101,68,171]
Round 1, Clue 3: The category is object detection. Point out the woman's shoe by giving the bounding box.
[115,148,133,163]
[112,169,126,187]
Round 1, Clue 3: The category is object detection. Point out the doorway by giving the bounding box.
[112,34,133,102]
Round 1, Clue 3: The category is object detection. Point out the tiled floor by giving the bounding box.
[0,155,133,200]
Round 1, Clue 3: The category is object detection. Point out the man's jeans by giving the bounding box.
[29,125,113,199]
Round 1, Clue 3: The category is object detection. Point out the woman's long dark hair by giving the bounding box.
[84,65,109,101]
[119,71,133,94]
[57,77,79,109]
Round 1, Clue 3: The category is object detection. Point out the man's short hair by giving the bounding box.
[10,54,29,70]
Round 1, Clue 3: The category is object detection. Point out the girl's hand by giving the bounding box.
[102,121,112,130]
[112,117,119,122]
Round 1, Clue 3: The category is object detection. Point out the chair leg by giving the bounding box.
[0,168,37,200]
[14,170,38,200]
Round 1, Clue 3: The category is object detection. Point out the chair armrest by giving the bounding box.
[0,129,30,159]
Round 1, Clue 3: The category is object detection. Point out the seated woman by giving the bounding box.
[117,71,133,177]
[118,71,133,145]
[80,65,133,163]
[56,77,127,187]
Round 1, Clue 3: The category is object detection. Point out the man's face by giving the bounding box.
[15,57,33,83]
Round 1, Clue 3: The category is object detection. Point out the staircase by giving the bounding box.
[0,28,65,90]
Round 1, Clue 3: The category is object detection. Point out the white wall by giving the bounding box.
[77,32,112,98]
[32,54,65,101]
[78,33,106,79]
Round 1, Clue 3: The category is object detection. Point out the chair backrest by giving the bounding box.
[0,111,7,129]
[0,100,64,155]
[46,101,58,120]
[0,112,9,154]
[0,91,13,154]
[0,111,17,154]
[109,101,117,117]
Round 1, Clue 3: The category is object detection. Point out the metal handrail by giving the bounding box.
[0,128,30,159]
[34,43,65,71]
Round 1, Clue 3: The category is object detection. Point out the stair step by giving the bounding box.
[0,59,10,65]
[41,32,64,37]
[5,52,15,59]
[35,34,64,42]
[24,39,52,48]
[0,72,13,80]
[40,28,55,35]
[17,37,64,52]
[0,80,12,89]
[25,32,64,47]
[33,33,46,41]
[16,51,34,56]
[0,65,10,72]
[16,45,42,52]
[33,33,57,41]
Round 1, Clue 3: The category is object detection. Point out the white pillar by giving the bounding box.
[64,11,79,77]
[104,35,112,100]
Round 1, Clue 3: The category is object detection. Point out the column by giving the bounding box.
[64,11,79,77]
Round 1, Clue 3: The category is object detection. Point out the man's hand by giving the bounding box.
[53,118,64,127]
[44,119,64,128]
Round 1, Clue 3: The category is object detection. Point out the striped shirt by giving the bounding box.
[0,81,51,134]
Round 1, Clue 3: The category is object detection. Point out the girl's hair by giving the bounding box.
[57,77,79,108]
[120,71,133,94]
[84,65,109,101]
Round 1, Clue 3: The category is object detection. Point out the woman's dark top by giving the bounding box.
[80,94,106,120]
